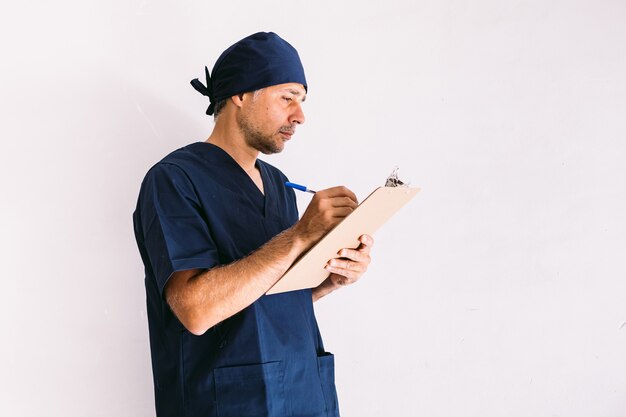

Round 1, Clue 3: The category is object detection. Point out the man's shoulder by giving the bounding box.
[158,142,204,167]
[145,142,209,176]
[136,143,212,193]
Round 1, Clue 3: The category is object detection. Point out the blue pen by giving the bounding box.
[285,182,316,194]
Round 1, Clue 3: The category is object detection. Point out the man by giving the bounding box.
[133,32,373,417]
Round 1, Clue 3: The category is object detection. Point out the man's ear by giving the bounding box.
[230,93,246,109]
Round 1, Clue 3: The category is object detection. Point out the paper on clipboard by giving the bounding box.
[266,185,420,295]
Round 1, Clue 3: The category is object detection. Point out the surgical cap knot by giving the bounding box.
[190,66,214,115]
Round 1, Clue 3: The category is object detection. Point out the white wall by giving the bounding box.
[1,0,625,416]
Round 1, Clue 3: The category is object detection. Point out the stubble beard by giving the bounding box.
[237,113,284,155]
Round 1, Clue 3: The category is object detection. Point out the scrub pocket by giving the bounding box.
[317,353,340,416]
[214,361,287,417]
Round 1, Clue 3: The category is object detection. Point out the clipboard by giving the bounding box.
[266,186,420,295]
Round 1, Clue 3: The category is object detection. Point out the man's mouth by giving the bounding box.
[279,130,294,139]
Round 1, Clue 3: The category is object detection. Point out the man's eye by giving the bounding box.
[283,96,293,102]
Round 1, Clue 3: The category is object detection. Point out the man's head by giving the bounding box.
[191,32,307,116]
[191,32,307,154]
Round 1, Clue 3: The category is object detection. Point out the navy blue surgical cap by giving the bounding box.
[191,32,307,115]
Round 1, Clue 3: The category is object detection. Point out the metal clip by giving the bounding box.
[384,166,409,188]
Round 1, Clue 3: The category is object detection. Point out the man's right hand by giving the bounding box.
[293,186,359,247]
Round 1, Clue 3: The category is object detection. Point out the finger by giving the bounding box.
[327,257,367,273]
[324,265,361,281]
[319,186,358,204]
[337,248,370,263]
[330,206,355,218]
[357,234,374,250]
[329,196,359,210]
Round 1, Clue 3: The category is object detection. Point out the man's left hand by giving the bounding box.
[324,234,374,287]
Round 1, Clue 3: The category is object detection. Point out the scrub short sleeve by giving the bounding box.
[138,163,219,296]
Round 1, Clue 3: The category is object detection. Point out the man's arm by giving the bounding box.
[164,186,358,336]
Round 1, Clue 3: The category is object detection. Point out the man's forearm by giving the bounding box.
[166,226,310,335]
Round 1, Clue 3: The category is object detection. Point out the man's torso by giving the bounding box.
[133,142,339,417]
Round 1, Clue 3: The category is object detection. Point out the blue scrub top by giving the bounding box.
[133,142,339,417]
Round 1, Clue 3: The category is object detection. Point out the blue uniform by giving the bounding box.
[133,142,339,417]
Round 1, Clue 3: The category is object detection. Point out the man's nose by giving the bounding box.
[290,103,305,125]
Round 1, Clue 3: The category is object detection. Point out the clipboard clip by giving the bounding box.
[384,166,409,188]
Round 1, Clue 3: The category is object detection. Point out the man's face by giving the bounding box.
[236,83,306,154]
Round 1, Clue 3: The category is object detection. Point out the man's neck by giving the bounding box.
[206,119,259,174]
